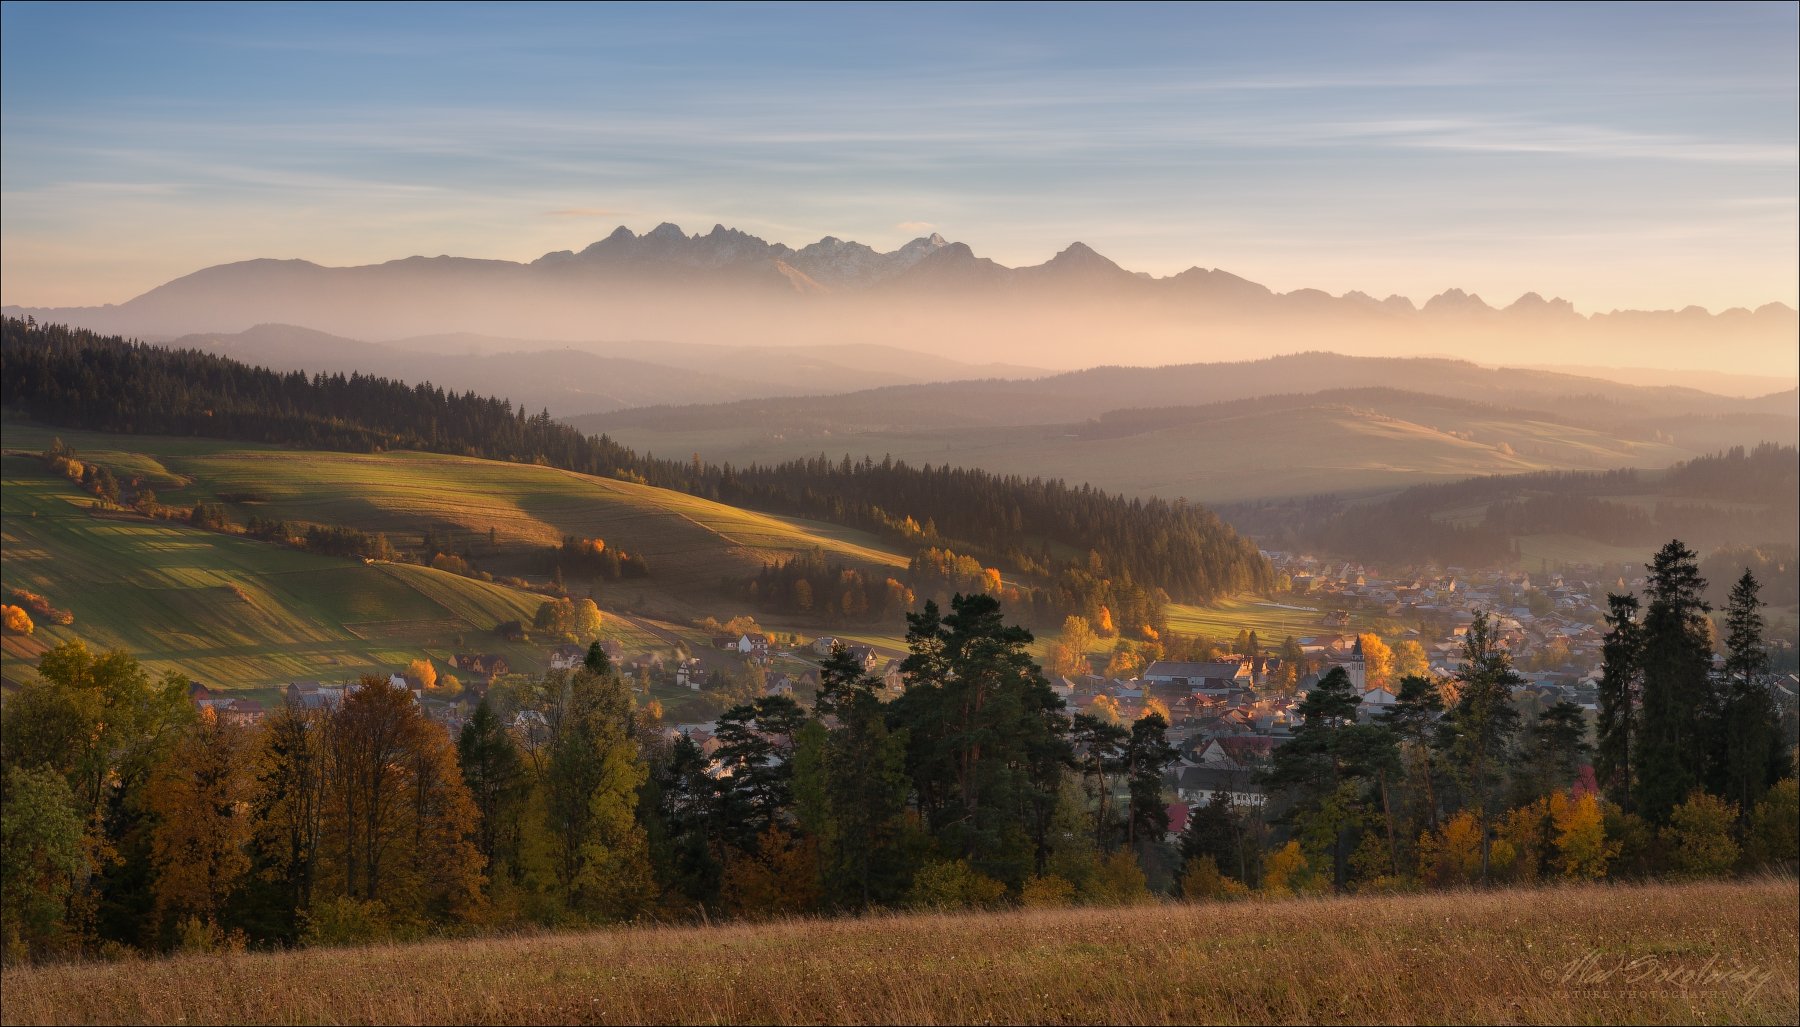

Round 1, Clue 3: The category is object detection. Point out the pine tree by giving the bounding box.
[890,594,1069,888]
[1124,712,1179,851]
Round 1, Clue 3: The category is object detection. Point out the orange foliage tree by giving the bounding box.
[147,711,253,929]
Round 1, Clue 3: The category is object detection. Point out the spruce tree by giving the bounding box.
[1720,570,1780,813]
[1595,592,1642,809]
[1440,610,1521,883]
[1634,540,1714,824]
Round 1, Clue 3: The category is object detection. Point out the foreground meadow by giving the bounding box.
[2,879,1793,1026]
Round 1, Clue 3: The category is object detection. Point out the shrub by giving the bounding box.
[1180,854,1249,901]
[1744,778,1799,869]
[905,859,1006,911]
[301,897,392,947]
[1665,790,1740,879]
[1019,875,1075,908]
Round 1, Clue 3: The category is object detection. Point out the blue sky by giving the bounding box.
[2,2,1795,310]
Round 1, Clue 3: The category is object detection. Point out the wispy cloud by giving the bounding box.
[545,207,627,218]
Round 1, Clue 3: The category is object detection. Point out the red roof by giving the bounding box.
[1165,802,1190,835]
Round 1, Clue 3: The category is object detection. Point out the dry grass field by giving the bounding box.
[2,879,1793,1026]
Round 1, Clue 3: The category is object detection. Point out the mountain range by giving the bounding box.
[8,224,1795,374]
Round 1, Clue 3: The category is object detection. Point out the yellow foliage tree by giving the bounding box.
[572,598,604,642]
[1496,800,1551,884]
[1060,616,1100,655]
[1394,640,1430,680]
[1261,840,1324,897]
[1,604,32,635]
[1358,633,1395,691]
[1047,642,1089,678]
[1103,644,1143,679]
[1419,811,1485,887]
[1141,697,1172,723]
[405,658,437,690]
[905,859,1007,910]
[1096,606,1116,636]
[1549,791,1618,879]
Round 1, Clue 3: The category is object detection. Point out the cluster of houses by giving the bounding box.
[1266,550,1659,694]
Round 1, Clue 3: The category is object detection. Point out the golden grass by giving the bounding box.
[3,879,1793,1025]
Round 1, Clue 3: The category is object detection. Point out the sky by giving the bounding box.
[2,2,1795,311]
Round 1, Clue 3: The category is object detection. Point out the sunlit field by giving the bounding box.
[1,879,1792,1026]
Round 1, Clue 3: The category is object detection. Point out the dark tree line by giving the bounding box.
[2,318,1269,605]
[1229,451,1798,572]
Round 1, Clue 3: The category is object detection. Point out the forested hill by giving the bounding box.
[0,318,1269,603]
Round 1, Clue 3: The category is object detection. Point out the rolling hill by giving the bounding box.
[158,324,1049,417]
[575,364,1798,504]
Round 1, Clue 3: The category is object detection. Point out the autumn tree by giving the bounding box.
[1393,640,1429,681]
[404,658,437,690]
[1,604,33,635]
[317,677,483,920]
[1358,634,1395,691]
[146,712,253,933]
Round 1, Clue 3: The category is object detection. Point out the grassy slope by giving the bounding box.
[2,422,906,614]
[0,453,659,693]
[1,879,1793,1025]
